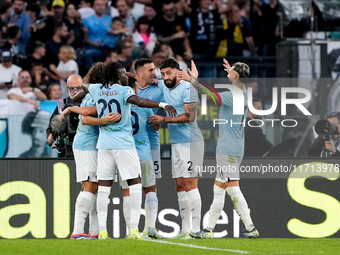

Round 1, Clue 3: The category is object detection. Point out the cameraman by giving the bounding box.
[46,75,82,157]
[308,112,340,157]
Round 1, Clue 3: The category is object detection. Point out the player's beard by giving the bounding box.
[164,77,177,88]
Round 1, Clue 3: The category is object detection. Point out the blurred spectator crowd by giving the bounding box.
[0,0,327,103]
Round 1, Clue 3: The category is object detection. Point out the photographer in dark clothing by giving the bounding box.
[308,112,340,157]
[244,97,273,157]
[46,74,82,157]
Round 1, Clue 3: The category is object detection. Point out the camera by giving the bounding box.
[315,119,339,140]
[49,98,80,157]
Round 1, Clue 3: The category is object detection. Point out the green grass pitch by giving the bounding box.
[1,238,339,255]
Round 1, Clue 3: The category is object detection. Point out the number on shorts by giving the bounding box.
[187,161,193,172]
[98,98,122,119]
[154,161,159,171]
[131,111,140,135]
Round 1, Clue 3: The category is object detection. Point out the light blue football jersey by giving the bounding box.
[138,85,164,150]
[131,106,153,161]
[88,83,136,150]
[216,88,248,157]
[158,80,203,144]
[73,93,99,151]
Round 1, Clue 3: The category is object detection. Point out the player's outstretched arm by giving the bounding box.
[71,90,87,102]
[148,102,197,125]
[82,113,122,126]
[176,60,219,102]
[127,95,177,117]
[59,106,97,121]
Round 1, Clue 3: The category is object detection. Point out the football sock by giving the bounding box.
[143,197,148,233]
[145,192,158,229]
[97,186,111,232]
[89,193,99,236]
[177,191,191,234]
[207,184,226,230]
[129,183,142,230]
[187,188,202,233]
[123,196,131,230]
[73,191,94,235]
[226,186,254,231]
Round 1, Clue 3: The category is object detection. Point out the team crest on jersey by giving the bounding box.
[173,92,179,96]
[147,94,154,100]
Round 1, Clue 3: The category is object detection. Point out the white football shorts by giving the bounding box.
[73,148,98,183]
[171,140,204,179]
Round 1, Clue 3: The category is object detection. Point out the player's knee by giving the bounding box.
[82,181,98,194]
[121,188,130,197]
[175,179,186,191]
[143,185,156,194]
[127,176,141,186]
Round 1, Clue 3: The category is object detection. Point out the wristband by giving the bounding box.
[190,77,197,84]
[159,102,168,109]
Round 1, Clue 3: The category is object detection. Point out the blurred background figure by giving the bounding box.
[47,83,63,102]
[49,45,79,98]
[7,70,47,109]
[20,110,51,157]
[0,50,22,99]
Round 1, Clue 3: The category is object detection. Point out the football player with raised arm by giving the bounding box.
[176,59,259,238]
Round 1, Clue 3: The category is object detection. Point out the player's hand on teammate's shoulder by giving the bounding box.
[152,79,159,86]
[103,112,122,124]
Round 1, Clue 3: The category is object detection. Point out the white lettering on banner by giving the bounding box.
[213,119,296,128]
[158,209,180,238]
[201,86,311,116]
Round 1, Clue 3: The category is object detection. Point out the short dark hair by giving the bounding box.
[134,58,153,72]
[8,26,20,39]
[235,0,250,9]
[102,62,124,88]
[112,16,123,24]
[54,22,66,33]
[104,48,117,58]
[31,60,43,67]
[81,0,93,6]
[232,62,250,79]
[252,97,261,105]
[128,77,137,89]
[324,112,340,123]
[19,69,32,77]
[159,58,180,70]
[0,1,12,15]
[26,2,41,18]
